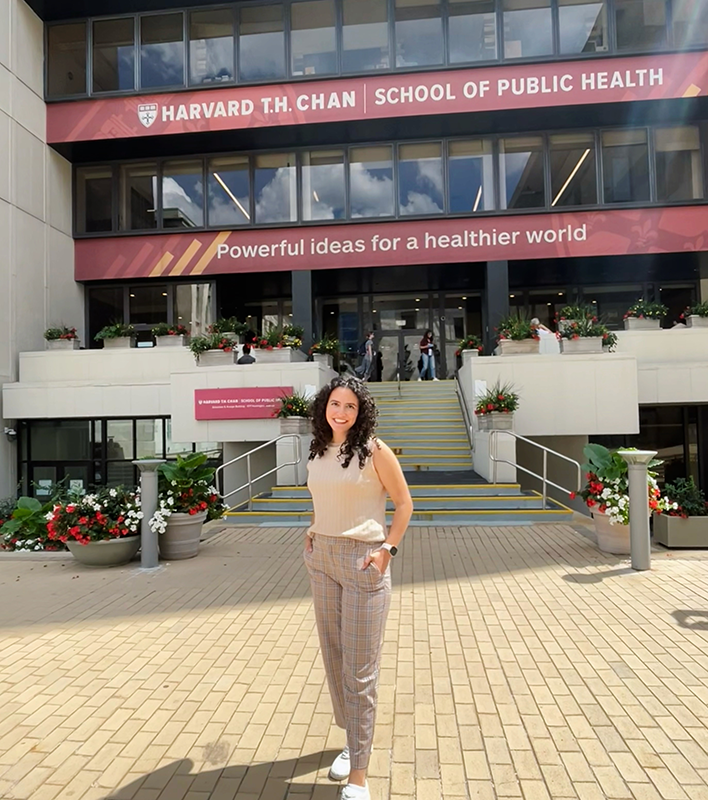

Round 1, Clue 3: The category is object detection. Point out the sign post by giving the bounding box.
[617,450,657,572]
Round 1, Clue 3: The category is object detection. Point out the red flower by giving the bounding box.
[569,492,576,500]
[487,403,494,410]
[188,508,198,516]
[79,517,88,525]
[66,505,75,514]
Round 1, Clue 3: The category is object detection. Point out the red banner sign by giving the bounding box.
[195,387,292,420]
[76,206,708,281]
[48,52,708,144]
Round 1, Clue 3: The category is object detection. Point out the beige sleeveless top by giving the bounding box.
[307,441,387,543]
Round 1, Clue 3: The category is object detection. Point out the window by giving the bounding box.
[448,140,495,213]
[136,420,164,460]
[120,163,158,230]
[140,13,184,89]
[302,151,346,220]
[673,0,708,48]
[32,420,92,461]
[350,146,395,218]
[655,126,703,202]
[503,0,553,58]
[342,0,390,72]
[558,0,608,54]
[602,130,650,204]
[615,0,667,50]
[175,283,214,337]
[189,9,234,85]
[162,161,204,228]
[47,23,87,97]
[208,156,251,226]
[254,153,296,224]
[395,0,443,68]
[584,285,644,328]
[92,18,135,93]
[239,4,285,82]
[76,167,113,233]
[550,133,597,207]
[448,0,497,63]
[399,143,444,216]
[500,137,546,209]
[291,0,337,76]
[129,285,168,325]
[88,286,124,345]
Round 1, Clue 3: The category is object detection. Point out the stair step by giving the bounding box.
[269,484,523,498]
[248,496,547,511]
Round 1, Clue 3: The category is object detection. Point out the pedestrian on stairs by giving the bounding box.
[305,376,413,800]
[418,330,439,381]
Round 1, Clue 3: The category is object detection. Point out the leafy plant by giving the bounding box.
[152,323,190,337]
[44,326,78,341]
[496,315,536,342]
[602,330,618,352]
[94,323,135,341]
[283,324,305,339]
[0,496,61,551]
[455,334,483,356]
[257,326,303,350]
[46,487,143,546]
[274,391,312,419]
[662,477,708,518]
[474,381,519,416]
[624,300,668,320]
[557,318,607,340]
[209,317,247,335]
[310,336,340,357]
[189,333,236,359]
[681,301,708,319]
[557,304,596,323]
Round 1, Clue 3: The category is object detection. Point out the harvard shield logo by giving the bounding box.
[137,103,159,128]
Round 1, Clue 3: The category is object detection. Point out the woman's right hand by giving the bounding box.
[304,534,313,553]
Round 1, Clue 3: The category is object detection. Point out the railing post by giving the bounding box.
[491,432,498,484]
[247,455,253,512]
[542,449,548,508]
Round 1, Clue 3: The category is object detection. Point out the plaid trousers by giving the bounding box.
[305,534,392,771]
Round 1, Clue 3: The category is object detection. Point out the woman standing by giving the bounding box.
[305,376,413,800]
[355,332,375,381]
[418,330,439,381]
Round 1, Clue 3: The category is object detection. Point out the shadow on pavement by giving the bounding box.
[562,566,635,584]
[672,610,708,631]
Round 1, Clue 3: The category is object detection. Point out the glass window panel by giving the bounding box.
[448,139,495,212]
[602,129,650,203]
[136,420,164,460]
[500,136,546,209]
[47,23,87,97]
[585,284,644,328]
[615,0,667,50]
[106,422,133,464]
[239,4,286,81]
[449,0,497,63]
[120,163,158,230]
[93,18,135,93]
[88,286,124,346]
[31,420,91,461]
[107,462,136,487]
[254,153,296,224]
[162,160,204,229]
[558,0,608,54]
[673,0,708,47]
[129,285,168,325]
[175,283,214,337]
[189,9,234,85]
[291,0,337,76]
[350,146,395,218]
[32,467,57,499]
[343,0,390,72]
[208,156,251,226]
[503,0,553,58]
[140,13,184,89]
[655,126,703,202]
[76,167,113,233]
[399,143,444,216]
[549,133,597,207]
[395,0,443,67]
[302,150,345,221]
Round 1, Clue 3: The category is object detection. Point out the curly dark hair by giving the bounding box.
[309,376,378,469]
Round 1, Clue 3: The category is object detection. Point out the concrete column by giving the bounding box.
[485,261,510,354]
[698,252,708,302]
[292,270,314,352]
[134,459,165,569]
[618,450,657,572]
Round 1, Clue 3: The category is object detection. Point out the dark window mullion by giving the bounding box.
[285,1,293,79]
[233,4,240,83]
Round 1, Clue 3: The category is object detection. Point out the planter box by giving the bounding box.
[255,348,307,364]
[313,353,334,369]
[46,339,80,351]
[280,416,312,435]
[653,513,708,548]
[592,512,630,554]
[498,339,538,356]
[160,510,207,560]
[623,317,661,330]
[560,337,604,354]
[687,315,708,329]
[197,349,236,367]
[477,412,514,431]
[102,337,134,349]
[67,536,140,567]
[461,349,480,366]
[155,335,187,347]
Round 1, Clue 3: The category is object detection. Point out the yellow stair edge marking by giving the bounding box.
[226,509,570,517]
[252,495,543,504]
[270,484,520,490]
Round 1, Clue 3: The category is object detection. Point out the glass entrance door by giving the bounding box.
[376,330,429,381]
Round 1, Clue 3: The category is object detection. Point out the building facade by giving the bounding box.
[2,0,708,498]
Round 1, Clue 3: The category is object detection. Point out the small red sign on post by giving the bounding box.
[195,387,292,420]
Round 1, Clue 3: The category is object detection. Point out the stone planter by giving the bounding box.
[461,349,480,366]
[102,337,135,349]
[67,536,140,567]
[623,317,661,330]
[255,348,307,363]
[313,353,334,369]
[653,513,708,548]
[592,512,630,554]
[686,315,708,329]
[477,412,514,431]
[197,349,236,367]
[155,335,188,347]
[280,416,312,435]
[46,339,80,350]
[160,511,208,561]
[497,339,539,355]
[560,337,604,354]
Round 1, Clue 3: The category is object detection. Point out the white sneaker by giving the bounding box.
[340,783,370,800]
[329,746,351,781]
[417,377,422,381]
[433,377,440,381]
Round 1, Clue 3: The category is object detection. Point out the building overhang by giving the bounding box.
[26,0,263,22]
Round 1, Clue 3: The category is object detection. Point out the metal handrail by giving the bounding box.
[489,430,582,507]
[215,434,303,511]
[455,377,475,451]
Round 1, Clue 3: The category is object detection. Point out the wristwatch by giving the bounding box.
[379,543,398,556]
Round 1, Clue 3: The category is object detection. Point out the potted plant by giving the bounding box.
[653,477,708,547]
[45,487,143,566]
[310,336,339,368]
[0,496,65,552]
[623,300,668,330]
[496,316,539,355]
[189,332,237,367]
[474,381,519,431]
[152,323,190,347]
[149,453,225,561]
[557,318,608,354]
[255,326,307,363]
[44,326,80,351]
[556,304,596,331]
[209,317,247,342]
[573,444,671,554]
[275,391,312,435]
[456,335,484,366]
[95,323,136,349]
[681,301,708,329]
[602,330,618,352]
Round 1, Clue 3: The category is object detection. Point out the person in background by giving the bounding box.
[531,317,560,354]
[418,330,439,381]
[355,332,375,381]
[237,344,256,364]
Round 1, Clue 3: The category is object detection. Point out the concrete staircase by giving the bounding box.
[223,381,573,526]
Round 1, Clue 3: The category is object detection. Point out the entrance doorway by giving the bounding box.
[376,330,430,382]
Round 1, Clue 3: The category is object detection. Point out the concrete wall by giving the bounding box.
[0,0,80,497]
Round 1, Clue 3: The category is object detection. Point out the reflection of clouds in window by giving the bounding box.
[162,176,204,227]
[141,43,184,88]
[502,153,531,203]
[240,35,285,81]
[255,168,296,223]
[559,3,605,53]
[303,163,345,220]
[349,162,394,218]
[399,157,443,216]
[208,164,250,226]
[400,191,443,215]
[190,39,234,83]
[209,194,249,226]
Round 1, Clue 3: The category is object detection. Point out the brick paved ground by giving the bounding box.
[1,522,708,800]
